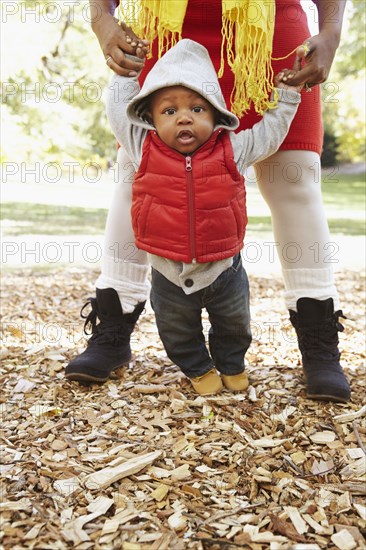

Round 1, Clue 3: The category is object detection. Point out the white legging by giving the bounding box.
[96,148,339,312]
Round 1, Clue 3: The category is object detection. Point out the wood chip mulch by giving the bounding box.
[1,267,365,550]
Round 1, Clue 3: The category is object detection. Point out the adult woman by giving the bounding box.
[66,0,350,402]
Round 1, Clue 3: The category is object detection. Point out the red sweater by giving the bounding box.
[131,130,247,263]
[138,0,323,154]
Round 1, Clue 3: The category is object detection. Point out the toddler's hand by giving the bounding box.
[274,49,305,93]
[275,69,303,93]
[123,23,150,60]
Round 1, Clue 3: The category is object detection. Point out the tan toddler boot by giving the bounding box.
[190,369,223,395]
[222,372,249,391]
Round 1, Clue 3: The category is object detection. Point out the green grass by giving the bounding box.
[321,173,366,211]
[247,216,365,236]
[1,173,365,237]
[1,203,108,236]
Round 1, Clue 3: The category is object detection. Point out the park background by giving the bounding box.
[1,0,365,269]
[1,1,366,549]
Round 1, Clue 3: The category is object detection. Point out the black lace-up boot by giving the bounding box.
[289,297,351,403]
[65,288,145,383]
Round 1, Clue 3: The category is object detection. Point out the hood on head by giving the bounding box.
[127,39,239,131]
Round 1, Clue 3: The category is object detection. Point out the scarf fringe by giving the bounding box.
[219,13,277,116]
[119,2,183,58]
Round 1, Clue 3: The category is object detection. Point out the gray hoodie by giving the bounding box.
[106,39,301,294]
[127,39,239,132]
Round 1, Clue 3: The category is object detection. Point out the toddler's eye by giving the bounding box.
[193,106,204,113]
[164,108,176,115]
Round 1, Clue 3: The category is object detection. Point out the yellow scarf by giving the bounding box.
[118,0,277,116]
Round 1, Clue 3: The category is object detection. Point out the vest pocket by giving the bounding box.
[136,194,154,239]
[232,195,246,240]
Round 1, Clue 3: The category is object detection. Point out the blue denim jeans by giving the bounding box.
[150,254,252,379]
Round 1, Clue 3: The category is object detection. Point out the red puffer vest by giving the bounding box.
[131,129,247,263]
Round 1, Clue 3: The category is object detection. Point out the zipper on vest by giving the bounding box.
[185,156,196,263]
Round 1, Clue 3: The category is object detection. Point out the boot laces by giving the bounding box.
[81,298,98,335]
[80,298,128,346]
[300,310,345,359]
[335,309,347,329]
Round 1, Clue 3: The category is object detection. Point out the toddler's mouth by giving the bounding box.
[177,130,194,144]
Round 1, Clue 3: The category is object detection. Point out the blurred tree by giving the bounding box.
[336,0,366,77]
[321,128,338,168]
[1,0,115,167]
[321,0,366,165]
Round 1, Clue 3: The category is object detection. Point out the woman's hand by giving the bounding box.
[93,12,150,76]
[281,31,340,89]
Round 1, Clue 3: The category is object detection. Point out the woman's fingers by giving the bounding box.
[102,18,150,74]
[296,40,313,59]
[105,38,150,75]
[292,53,303,73]
[282,65,311,87]
[106,50,143,76]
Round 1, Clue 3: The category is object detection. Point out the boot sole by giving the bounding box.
[65,372,110,383]
[306,392,350,404]
[65,360,131,384]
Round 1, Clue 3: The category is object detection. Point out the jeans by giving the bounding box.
[150,254,252,379]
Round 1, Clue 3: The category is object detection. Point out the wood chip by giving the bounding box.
[331,528,357,550]
[131,384,169,394]
[84,451,162,490]
[284,506,308,535]
[62,497,114,545]
[53,477,80,496]
[333,404,366,423]
[303,514,330,535]
[339,457,366,480]
[311,459,335,475]
[170,463,191,481]
[167,511,187,531]
[50,439,69,451]
[333,524,365,546]
[0,499,33,512]
[23,523,45,540]
[251,437,289,448]
[150,483,169,502]
[270,405,297,423]
[353,502,366,520]
[346,447,365,459]
[172,437,189,453]
[13,378,36,393]
[309,431,336,444]
[28,404,63,417]
[290,451,307,465]
[270,514,307,543]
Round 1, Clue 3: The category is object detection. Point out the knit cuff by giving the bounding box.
[274,88,301,104]
[282,267,339,311]
[96,255,150,313]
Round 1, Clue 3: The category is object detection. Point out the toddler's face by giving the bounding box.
[148,86,215,154]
